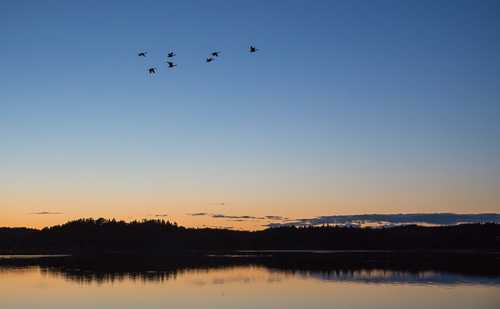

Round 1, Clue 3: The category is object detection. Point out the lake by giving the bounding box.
[0,252,499,308]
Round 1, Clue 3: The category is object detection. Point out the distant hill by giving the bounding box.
[1,218,499,254]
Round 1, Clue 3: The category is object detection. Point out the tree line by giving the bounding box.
[1,218,499,254]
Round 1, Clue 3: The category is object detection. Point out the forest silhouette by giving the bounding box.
[1,218,500,255]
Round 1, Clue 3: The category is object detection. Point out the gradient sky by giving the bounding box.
[1,0,499,230]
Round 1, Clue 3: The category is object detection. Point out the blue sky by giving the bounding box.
[1,0,499,229]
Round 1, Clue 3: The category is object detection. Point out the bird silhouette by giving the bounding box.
[149,68,157,74]
[168,52,176,57]
[167,62,177,68]
[250,46,259,52]
[138,52,147,57]
[211,52,220,57]
[206,57,214,62]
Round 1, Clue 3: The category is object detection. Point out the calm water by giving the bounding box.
[0,254,499,309]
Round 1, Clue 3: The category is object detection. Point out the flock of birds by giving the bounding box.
[138,46,259,74]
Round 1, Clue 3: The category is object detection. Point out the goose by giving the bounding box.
[168,52,176,57]
[138,52,147,57]
[211,52,220,57]
[250,46,259,52]
[206,57,214,62]
[167,62,177,68]
[149,68,157,74]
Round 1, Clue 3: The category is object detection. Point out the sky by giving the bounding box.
[1,0,499,230]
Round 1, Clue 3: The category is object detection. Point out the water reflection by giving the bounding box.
[3,265,498,287]
[5,265,500,286]
[1,252,498,287]
[1,255,499,309]
[44,267,180,286]
[270,268,500,286]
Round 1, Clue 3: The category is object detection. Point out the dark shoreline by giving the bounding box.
[2,221,500,253]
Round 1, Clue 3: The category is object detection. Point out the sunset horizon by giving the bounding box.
[2,1,499,237]
[3,211,499,231]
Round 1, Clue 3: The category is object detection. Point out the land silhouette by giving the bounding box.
[1,218,499,255]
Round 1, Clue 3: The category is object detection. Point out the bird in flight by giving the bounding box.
[138,52,148,57]
[211,52,220,57]
[167,62,177,68]
[206,57,214,62]
[149,68,157,74]
[168,52,176,57]
[250,46,259,52]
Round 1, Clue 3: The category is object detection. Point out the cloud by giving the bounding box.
[30,212,62,215]
[266,216,284,220]
[187,213,265,220]
[155,214,168,217]
[187,212,500,228]
[262,213,500,228]
[212,214,264,220]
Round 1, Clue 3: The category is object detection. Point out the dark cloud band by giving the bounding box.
[186,212,500,227]
[263,213,500,227]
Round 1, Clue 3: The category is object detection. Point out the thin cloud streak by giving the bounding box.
[188,213,208,216]
[266,216,286,221]
[212,214,264,220]
[30,212,62,215]
[188,213,264,220]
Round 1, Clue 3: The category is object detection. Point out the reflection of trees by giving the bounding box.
[37,263,249,285]
[2,250,499,286]
[269,268,500,286]
[6,261,499,287]
[261,250,500,279]
[41,267,181,285]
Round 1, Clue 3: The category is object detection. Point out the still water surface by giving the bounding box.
[0,255,498,309]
